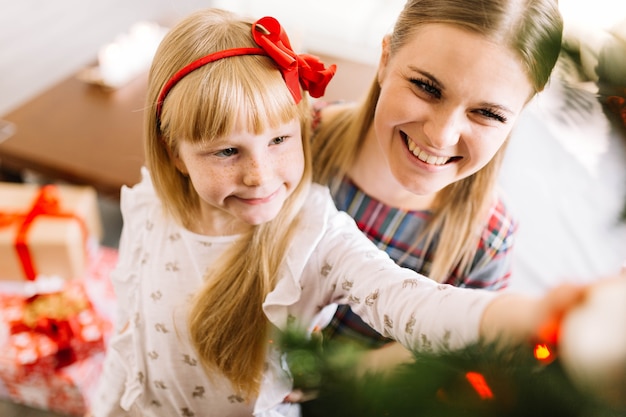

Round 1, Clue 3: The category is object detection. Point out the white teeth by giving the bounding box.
[405,137,450,165]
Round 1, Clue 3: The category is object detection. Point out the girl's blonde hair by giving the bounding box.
[145,8,312,397]
[313,0,562,282]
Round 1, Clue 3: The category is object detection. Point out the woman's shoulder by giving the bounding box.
[312,100,354,130]
[478,193,518,253]
[486,193,517,232]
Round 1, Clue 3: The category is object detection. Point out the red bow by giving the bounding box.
[0,185,89,280]
[252,16,336,103]
[607,92,626,129]
[156,16,336,123]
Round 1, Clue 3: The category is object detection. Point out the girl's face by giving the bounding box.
[374,23,533,197]
[174,118,304,235]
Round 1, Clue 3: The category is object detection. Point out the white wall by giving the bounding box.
[4,0,622,117]
[211,0,404,66]
[1,0,623,294]
[0,0,209,116]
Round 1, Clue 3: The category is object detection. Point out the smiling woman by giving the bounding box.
[371,23,533,202]
[308,0,564,355]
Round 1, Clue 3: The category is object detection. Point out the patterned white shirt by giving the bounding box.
[91,168,497,417]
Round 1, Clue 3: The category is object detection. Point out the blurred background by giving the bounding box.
[0,0,624,415]
[0,0,624,292]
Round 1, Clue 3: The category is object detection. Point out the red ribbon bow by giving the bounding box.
[156,16,336,124]
[607,92,626,129]
[8,299,84,369]
[0,185,89,280]
[251,16,336,103]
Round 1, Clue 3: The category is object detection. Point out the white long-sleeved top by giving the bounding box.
[91,168,496,417]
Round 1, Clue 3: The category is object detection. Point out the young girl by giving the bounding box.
[90,7,591,417]
[313,0,564,348]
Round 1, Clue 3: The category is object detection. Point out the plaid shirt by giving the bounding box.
[323,176,517,347]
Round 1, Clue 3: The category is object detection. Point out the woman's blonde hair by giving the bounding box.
[144,8,312,397]
[313,0,562,282]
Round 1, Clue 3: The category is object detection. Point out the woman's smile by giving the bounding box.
[402,131,459,166]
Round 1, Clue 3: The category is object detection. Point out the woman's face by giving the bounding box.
[374,23,533,197]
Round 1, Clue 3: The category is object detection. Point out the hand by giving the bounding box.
[355,342,414,377]
[481,281,588,348]
[558,274,626,409]
[284,389,319,403]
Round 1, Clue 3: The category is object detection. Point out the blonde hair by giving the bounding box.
[313,0,562,282]
[144,8,312,397]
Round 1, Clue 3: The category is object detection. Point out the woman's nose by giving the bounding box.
[423,108,463,149]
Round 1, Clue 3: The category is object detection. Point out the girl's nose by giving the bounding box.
[422,108,463,149]
[242,156,270,187]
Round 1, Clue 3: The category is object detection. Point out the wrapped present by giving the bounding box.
[0,245,118,415]
[80,246,119,338]
[0,182,102,281]
[0,352,105,416]
[0,280,110,380]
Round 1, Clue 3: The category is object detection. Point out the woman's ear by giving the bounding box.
[377,35,391,85]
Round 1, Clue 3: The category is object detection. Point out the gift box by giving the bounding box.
[0,280,110,380]
[0,245,118,415]
[0,182,103,281]
[80,246,119,339]
[0,352,105,416]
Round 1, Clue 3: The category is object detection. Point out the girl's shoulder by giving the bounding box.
[296,183,362,245]
[118,167,168,247]
[305,183,340,217]
[120,167,158,211]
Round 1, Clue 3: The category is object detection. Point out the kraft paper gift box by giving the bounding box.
[0,182,103,281]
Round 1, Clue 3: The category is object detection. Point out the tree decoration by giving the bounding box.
[280,324,625,417]
[559,278,626,410]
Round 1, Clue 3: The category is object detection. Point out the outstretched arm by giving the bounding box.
[479,282,587,347]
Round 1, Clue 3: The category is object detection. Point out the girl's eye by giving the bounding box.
[476,109,508,123]
[271,136,287,145]
[410,78,441,99]
[215,148,238,157]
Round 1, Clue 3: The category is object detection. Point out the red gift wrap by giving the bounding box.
[0,242,118,415]
[0,280,110,379]
[1,352,105,416]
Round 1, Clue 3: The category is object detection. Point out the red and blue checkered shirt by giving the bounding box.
[323,176,517,347]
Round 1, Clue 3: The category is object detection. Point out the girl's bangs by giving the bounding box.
[163,55,299,143]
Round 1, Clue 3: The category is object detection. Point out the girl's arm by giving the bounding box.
[478,284,583,347]
[354,280,603,376]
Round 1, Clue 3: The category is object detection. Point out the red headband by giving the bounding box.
[156,16,336,125]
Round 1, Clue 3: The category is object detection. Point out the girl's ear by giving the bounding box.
[163,138,188,175]
[173,153,189,175]
[377,35,392,85]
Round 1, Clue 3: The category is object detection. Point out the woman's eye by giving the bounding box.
[215,148,238,157]
[477,109,508,123]
[411,78,441,99]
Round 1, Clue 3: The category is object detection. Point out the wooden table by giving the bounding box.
[0,71,148,199]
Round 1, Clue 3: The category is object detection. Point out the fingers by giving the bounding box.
[284,389,319,403]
